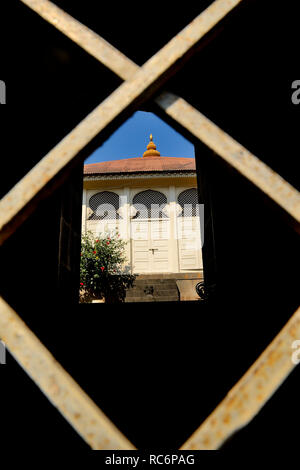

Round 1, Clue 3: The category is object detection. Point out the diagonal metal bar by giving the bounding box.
[17,0,300,228]
[0,0,243,245]
[0,296,136,450]
[180,305,300,450]
[1,0,298,452]
[20,0,139,80]
[158,93,300,225]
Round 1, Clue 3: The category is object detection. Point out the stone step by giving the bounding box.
[131,280,176,286]
[126,289,179,297]
[125,274,203,302]
[128,281,178,288]
[127,282,179,289]
[125,277,182,302]
[132,279,177,284]
[136,272,203,280]
[128,288,177,293]
[125,296,179,303]
[126,290,179,298]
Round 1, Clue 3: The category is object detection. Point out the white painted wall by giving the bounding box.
[82,181,203,274]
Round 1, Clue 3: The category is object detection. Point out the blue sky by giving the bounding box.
[85,111,195,163]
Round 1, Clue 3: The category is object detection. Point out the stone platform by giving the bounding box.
[125,271,203,302]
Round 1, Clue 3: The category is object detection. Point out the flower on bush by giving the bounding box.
[79,230,135,303]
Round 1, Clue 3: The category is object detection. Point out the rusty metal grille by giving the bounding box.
[88,191,121,220]
[178,188,199,217]
[132,190,168,219]
[0,0,299,451]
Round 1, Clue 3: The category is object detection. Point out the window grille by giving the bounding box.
[0,0,299,452]
[178,188,199,217]
[132,190,168,219]
[88,191,121,219]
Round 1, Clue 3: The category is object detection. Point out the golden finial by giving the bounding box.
[143,134,161,158]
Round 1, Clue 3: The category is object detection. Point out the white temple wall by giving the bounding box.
[82,177,203,274]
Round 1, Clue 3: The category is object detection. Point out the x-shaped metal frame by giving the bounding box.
[0,0,300,450]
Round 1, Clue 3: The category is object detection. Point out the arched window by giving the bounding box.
[178,188,199,217]
[132,190,168,219]
[88,191,121,219]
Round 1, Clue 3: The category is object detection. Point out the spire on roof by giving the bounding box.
[143,134,161,158]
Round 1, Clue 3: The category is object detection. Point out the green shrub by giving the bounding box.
[80,230,135,303]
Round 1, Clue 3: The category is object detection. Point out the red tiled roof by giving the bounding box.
[84,157,196,174]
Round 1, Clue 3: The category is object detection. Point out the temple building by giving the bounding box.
[82,135,203,291]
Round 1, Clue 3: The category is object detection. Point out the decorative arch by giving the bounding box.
[132,189,168,219]
[88,191,121,219]
[177,188,199,217]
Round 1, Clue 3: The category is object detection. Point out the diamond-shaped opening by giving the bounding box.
[1,94,298,448]
[80,110,205,305]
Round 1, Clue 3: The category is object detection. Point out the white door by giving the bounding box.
[131,219,170,273]
[150,219,170,272]
[177,215,202,271]
[131,220,150,273]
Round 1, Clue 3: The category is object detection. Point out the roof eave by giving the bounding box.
[83,170,196,179]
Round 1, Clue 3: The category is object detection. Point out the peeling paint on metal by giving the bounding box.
[0,296,135,450]
[0,0,298,451]
[180,306,300,450]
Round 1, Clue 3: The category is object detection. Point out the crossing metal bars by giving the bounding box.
[0,0,299,449]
